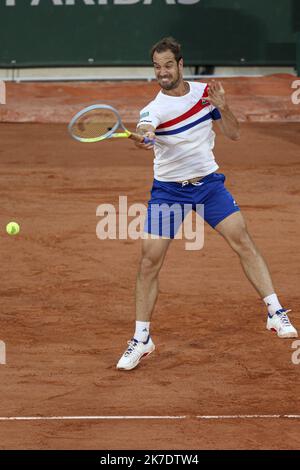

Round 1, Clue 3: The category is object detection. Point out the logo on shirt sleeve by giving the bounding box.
[140,111,150,119]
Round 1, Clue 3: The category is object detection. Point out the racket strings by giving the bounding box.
[71,110,118,140]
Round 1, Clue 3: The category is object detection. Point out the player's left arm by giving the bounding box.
[207,80,240,141]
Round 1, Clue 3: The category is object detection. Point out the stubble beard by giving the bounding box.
[158,70,181,91]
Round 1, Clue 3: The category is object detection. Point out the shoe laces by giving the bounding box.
[277,309,292,326]
[124,339,139,357]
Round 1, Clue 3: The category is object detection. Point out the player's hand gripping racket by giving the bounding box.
[68,104,154,145]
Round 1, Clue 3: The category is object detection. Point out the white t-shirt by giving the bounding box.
[137,81,221,182]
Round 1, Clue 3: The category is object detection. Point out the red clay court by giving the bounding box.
[0,78,300,449]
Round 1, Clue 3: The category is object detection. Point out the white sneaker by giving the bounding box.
[267,309,298,338]
[116,336,155,371]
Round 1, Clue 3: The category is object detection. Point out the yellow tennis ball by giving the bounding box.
[6,221,20,236]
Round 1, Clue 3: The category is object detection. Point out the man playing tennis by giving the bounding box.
[116,37,297,371]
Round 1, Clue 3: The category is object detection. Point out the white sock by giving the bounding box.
[263,293,283,316]
[134,321,150,342]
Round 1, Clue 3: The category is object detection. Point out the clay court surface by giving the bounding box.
[0,79,300,449]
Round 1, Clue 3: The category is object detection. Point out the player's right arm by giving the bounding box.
[135,102,160,150]
[135,124,156,150]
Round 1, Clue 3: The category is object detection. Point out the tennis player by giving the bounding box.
[117,37,297,371]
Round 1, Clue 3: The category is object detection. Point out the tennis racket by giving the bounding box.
[68,104,154,144]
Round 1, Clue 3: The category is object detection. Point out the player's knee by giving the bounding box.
[139,255,161,278]
[231,230,257,256]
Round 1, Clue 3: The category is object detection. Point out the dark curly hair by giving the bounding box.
[150,37,182,63]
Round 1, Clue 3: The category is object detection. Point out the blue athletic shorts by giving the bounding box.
[144,172,240,238]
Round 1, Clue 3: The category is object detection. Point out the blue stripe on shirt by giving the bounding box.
[155,110,220,136]
[211,108,221,120]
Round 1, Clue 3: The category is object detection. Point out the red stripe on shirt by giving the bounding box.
[156,84,209,130]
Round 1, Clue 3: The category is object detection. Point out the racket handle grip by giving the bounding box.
[143,137,155,145]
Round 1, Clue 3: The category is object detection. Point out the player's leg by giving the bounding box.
[198,173,298,338]
[215,211,298,338]
[116,236,172,370]
[215,211,273,298]
[116,179,190,370]
[136,236,172,323]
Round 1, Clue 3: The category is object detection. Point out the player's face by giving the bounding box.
[153,51,183,90]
